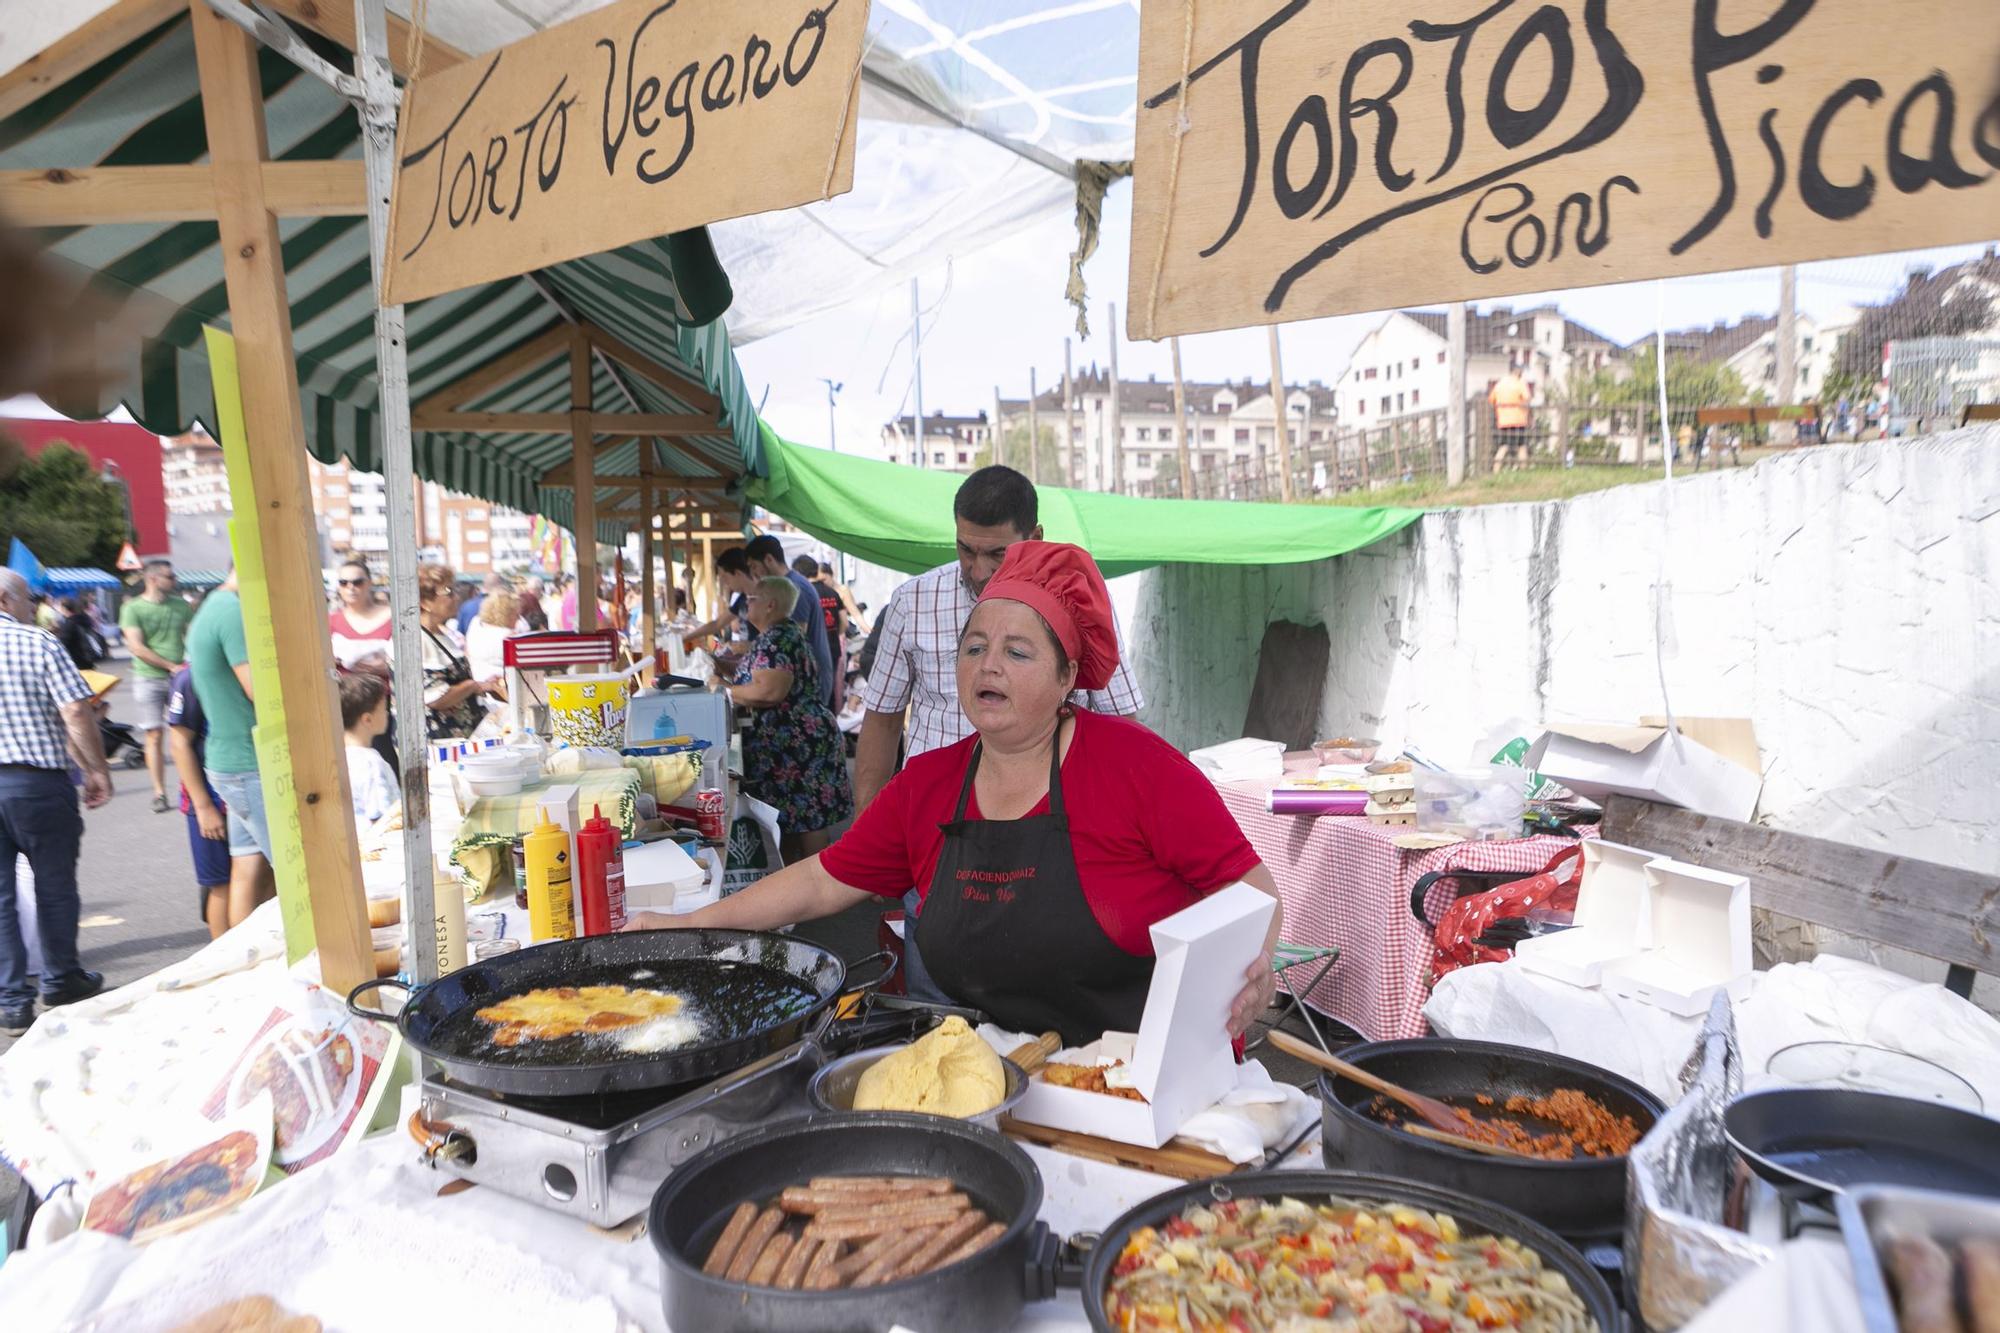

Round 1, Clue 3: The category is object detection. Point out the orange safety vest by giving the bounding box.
[1490,375,1531,429]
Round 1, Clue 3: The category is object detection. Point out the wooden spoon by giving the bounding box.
[1006,1032,1062,1076]
[1265,1030,1517,1145]
[1404,1123,1534,1158]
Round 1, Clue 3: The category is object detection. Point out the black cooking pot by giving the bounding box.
[1077,1169,1622,1332]
[1318,1038,1666,1239]
[648,1113,1055,1333]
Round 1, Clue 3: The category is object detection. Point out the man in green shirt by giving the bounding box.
[186,571,272,907]
[119,558,194,812]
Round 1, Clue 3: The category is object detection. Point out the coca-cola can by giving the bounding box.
[695,788,726,841]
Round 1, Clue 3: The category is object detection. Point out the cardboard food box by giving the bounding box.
[1526,718,1762,821]
[1010,882,1277,1148]
[1513,838,1655,987]
[1599,860,1752,1016]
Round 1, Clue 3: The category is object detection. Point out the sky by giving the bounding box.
[735,178,1996,456]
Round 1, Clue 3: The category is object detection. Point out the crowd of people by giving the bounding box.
[0,462,1281,1046]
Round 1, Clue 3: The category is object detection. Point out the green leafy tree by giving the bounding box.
[0,435,131,569]
[974,422,1073,482]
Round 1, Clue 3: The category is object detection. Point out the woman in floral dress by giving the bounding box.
[720,576,854,855]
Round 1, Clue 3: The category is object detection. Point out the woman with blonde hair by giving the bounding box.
[466,587,523,693]
[417,564,500,739]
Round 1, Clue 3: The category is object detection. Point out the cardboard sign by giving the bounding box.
[1130,0,2000,339]
[382,0,869,305]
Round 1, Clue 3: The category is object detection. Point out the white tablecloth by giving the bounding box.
[0,1106,1250,1332]
[1424,953,2000,1110]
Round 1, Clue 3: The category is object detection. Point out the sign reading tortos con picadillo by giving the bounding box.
[382,0,868,306]
[1129,0,2000,339]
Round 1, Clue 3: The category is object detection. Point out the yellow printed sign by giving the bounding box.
[381,0,869,305]
[202,327,314,963]
[1129,0,2000,338]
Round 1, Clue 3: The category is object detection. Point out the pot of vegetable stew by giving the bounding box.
[1082,1170,1620,1332]
[1318,1039,1666,1240]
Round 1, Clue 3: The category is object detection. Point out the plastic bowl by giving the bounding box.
[808,1047,1027,1129]
[464,772,526,797]
[1314,736,1382,765]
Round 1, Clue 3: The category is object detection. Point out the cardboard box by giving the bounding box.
[1513,838,1655,987]
[534,784,581,924]
[1600,860,1752,1016]
[1011,882,1276,1148]
[1526,720,1762,821]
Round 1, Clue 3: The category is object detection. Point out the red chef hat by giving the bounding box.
[975,541,1118,690]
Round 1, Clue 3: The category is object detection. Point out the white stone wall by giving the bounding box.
[1132,429,1999,992]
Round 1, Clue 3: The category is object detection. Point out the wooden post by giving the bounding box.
[1027,368,1040,484]
[1170,335,1192,499]
[187,0,369,992]
[571,330,597,631]
[1106,303,1122,494]
[638,446,657,680]
[1446,301,1468,485]
[1063,340,1078,489]
[992,385,1005,470]
[1267,324,1295,502]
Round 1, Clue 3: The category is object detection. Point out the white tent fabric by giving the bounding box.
[4,0,1141,344]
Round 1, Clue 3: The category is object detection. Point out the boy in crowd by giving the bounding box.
[164,667,234,939]
[340,671,399,828]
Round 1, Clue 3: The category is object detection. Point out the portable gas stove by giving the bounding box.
[414,1037,825,1226]
[409,998,953,1227]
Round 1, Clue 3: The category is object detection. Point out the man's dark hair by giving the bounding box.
[337,669,389,730]
[744,535,786,567]
[716,546,753,576]
[954,465,1037,534]
[142,557,173,576]
[791,554,819,578]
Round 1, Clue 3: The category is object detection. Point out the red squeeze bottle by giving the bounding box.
[575,804,626,936]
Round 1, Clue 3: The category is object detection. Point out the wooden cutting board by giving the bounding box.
[999,1117,1236,1181]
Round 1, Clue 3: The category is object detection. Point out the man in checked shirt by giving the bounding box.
[0,569,113,1036]
[853,466,1143,1000]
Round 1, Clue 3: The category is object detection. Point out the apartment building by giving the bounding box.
[307,458,537,576]
[882,373,1343,491]
[1335,304,1623,426]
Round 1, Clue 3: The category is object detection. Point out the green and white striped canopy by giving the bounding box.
[2,11,764,541]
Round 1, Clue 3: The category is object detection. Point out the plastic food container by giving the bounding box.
[1314,736,1382,765]
[1413,764,1525,840]
[370,926,403,979]
[364,886,402,929]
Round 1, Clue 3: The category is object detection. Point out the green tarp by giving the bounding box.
[747,426,1425,578]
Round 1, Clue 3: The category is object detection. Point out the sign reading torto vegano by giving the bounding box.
[1128,0,2000,339]
[381,0,868,306]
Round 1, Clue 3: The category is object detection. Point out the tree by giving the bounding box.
[974,422,1071,482]
[1572,352,1747,428]
[1831,259,1998,383]
[0,435,131,569]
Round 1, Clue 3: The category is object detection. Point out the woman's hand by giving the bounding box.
[1225,949,1279,1040]
[621,910,693,931]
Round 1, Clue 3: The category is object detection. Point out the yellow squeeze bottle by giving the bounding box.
[523,815,575,942]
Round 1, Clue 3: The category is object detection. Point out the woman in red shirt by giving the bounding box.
[629,542,1282,1045]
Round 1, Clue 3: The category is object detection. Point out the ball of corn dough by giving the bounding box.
[851,1016,1006,1117]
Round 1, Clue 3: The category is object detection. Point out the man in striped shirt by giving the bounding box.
[0,569,112,1035]
[853,467,1144,998]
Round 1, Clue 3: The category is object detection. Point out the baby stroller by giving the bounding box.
[100,716,148,769]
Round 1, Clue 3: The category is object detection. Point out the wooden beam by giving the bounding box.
[254,0,467,79]
[536,470,730,491]
[411,323,569,415]
[0,161,366,225]
[539,448,726,487]
[412,408,717,436]
[1602,795,1999,976]
[581,322,721,414]
[0,0,184,123]
[638,439,657,682]
[188,0,369,994]
[571,330,597,632]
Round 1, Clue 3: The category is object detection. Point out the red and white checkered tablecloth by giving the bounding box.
[1217,780,1586,1041]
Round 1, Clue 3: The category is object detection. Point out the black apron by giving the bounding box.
[914,726,1153,1046]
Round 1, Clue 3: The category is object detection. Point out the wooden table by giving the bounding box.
[1216,780,1583,1040]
